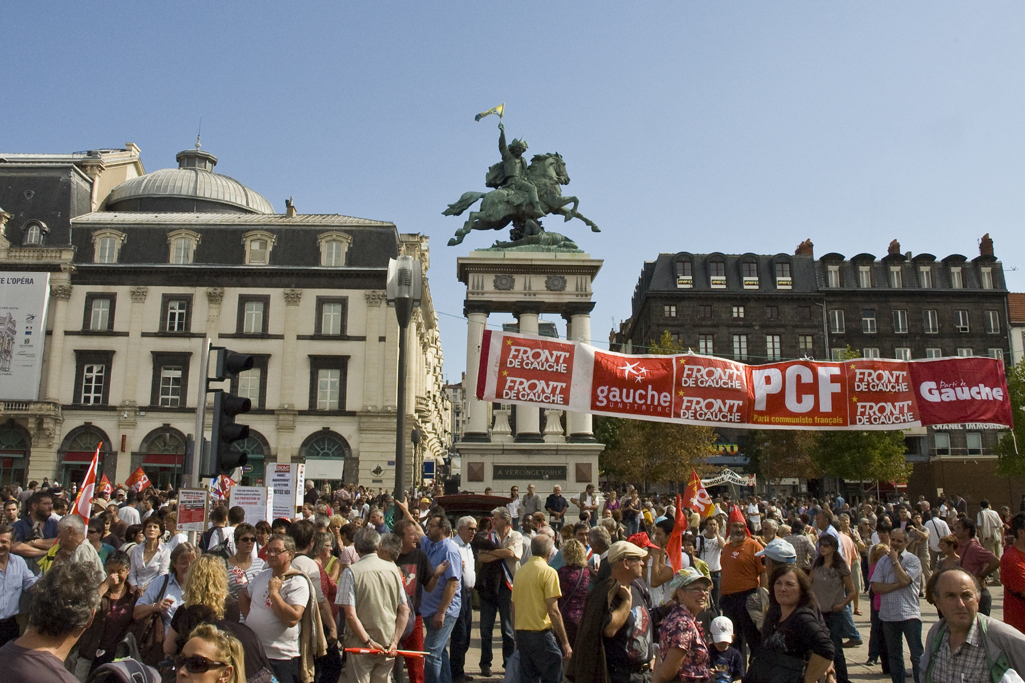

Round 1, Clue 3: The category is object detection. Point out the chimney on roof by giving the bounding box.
[285,196,297,218]
[795,239,814,257]
[980,233,994,257]
[887,239,901,256]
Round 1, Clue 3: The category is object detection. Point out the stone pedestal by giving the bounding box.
[454,249,603,494]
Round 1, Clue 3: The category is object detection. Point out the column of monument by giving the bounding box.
[463,306,490,441]
[566,304,595,441]
[514,307,542,442]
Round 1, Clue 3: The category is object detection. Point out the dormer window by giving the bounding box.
[168,229,201,265]
[243,231,277,266]
[318,231,352,267]
[858,266,872,288]
[889,266,903,288]
[92,229,126,264]
[919,266,933,288]
[741,262,758,289]
[22,221,47,246]
[709,260,726,288]
[950,267,963,289]
[980,267,994,290]
[675,260,693,288]
[826,265,841,288]
[774,261,792,289]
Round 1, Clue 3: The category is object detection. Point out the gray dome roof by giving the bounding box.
[106,148,274,214]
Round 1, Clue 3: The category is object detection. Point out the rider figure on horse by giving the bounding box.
[490,122,543,219]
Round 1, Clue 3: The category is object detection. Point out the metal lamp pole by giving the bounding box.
[387,256,422,504]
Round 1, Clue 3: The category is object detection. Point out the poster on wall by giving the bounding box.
[0,272,50,401]
[229,486,270,526]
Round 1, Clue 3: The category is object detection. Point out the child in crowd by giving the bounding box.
[708,616,743,683]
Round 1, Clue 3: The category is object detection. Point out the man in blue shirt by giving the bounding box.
[11,491,58,569]
[419,512,462,683]
[0,525,37,646]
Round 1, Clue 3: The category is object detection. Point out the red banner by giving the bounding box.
[476,331,1013,430]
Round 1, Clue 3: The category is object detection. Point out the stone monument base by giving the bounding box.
[456,441,604,497]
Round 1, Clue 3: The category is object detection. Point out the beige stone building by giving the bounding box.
[0,144,449,489]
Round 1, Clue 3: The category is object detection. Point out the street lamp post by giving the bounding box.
[387,256,422,504]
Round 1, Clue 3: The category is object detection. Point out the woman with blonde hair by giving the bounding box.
[165,554,240,656]
[556,538,590,646]
[176,623,245,683]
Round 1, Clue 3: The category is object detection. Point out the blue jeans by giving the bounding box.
[450,587,473,678]
[480,584,514,669]
[881,619,923,683]
[424,613,458,683]
[515,630,563,683]
[822,611,849,683]
[841,604,861,640]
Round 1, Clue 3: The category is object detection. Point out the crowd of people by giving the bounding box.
[0,477,1024,683]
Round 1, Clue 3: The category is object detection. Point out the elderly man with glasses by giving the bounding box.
[450,516,478,683]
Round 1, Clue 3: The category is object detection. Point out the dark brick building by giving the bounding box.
[613,237,1022,510]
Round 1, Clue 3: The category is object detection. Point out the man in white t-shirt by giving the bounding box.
[241,534,310,683]
[923,513,950,570]
[288,521,337,647]
[746,497,762,532]
[507,486,522,531]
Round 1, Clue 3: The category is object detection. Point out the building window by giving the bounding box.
[858,266,872,288]
[980,267,994,290]
[318,232,352,267]
[925,348,943,358]
[83,293,116,331]
[733,334,747,361]
[742,262,758,278]
[664,304,677,318]
[675,261,693,277]
[889,266,903,288]
[732,306,745,320]
[862,309,877,334]
[966,432,983,455]
[92,230,125,264]
[957,348,973,357]
[308,356,349,411]
[765,306,778,321]
[243,231,276,266]
[989,348,1004,361]
[167,229,200,265]
[766,335,781,361]
[709,260,726,288]
[830,348,845,361]
[237,295,270,335]
[698,334,714,355]
[934,432,951,456]
[160,295,193,333]
[74,350,114,405]
[229,355,270,410]
[798,335,815,354]
[895,348,911,361]
[827,265,841,288]
[316,297,348,336]
[828,309,845,334]
[775,262,791,279]
[698,305,712,319]
[985,311,1000,334]
[150,352,191,408]
[950,267,963,289]
[955,309,970,333]
[798,306,811,321]
[893,310,908,334]
[919,266,933,288]
[924,310,939,334]
[23,222,45,245]
[863,348,880,359]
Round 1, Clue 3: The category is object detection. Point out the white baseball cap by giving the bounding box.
[710,616,734,644]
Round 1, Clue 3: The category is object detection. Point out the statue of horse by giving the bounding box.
[444,153,600,246]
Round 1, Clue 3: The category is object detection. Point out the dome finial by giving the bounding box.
[195,117,202,150]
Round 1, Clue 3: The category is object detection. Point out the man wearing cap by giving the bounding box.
[719,507,763,667]
[511,534,572,683]
[569,540,655,683]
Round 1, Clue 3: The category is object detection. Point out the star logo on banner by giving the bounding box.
[506,339,513,345]
[502,370,508,376]
[678,390,685,396]
[679,358,687,365]
[851,395,858,402]
[620,361,641,380]
[634,366,649,383]
[850,364,857,369]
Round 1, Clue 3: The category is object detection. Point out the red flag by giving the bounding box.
[665,493,688,573]
[72,443,100,520]
[211,475,237,501]
[125,467,151,493]
[683,469,715,518]
[98,474,113,498]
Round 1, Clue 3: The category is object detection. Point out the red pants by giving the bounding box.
[400,614,425,683]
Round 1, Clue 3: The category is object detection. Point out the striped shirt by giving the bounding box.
[873,550,922,622]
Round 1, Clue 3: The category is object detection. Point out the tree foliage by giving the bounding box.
[746,430,822,483]
[995,357,1025,478]
[596,331,718,484]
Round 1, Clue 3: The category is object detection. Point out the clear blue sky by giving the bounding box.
[5,2,1025,380]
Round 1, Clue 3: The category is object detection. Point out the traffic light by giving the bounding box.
[208,348,253,476]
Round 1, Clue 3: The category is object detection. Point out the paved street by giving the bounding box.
[449,585,1005,683]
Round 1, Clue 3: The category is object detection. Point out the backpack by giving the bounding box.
[86,658,161,683]
[126,575,170,667]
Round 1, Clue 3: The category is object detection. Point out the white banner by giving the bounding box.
[0,272,49,400]
[229,486,271,526]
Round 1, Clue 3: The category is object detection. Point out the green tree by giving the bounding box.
[595,331,718,484]
[808,346,911,483]
[995,358,1025,478]
[747,430,822,484]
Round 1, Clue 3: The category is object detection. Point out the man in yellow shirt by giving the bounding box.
[511,535,573,683]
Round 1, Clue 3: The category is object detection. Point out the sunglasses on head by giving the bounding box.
[175,654,228,674]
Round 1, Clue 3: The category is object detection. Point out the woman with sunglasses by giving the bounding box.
[176,623,245,683]
[226,523,266,616]
[810,534,854,683]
